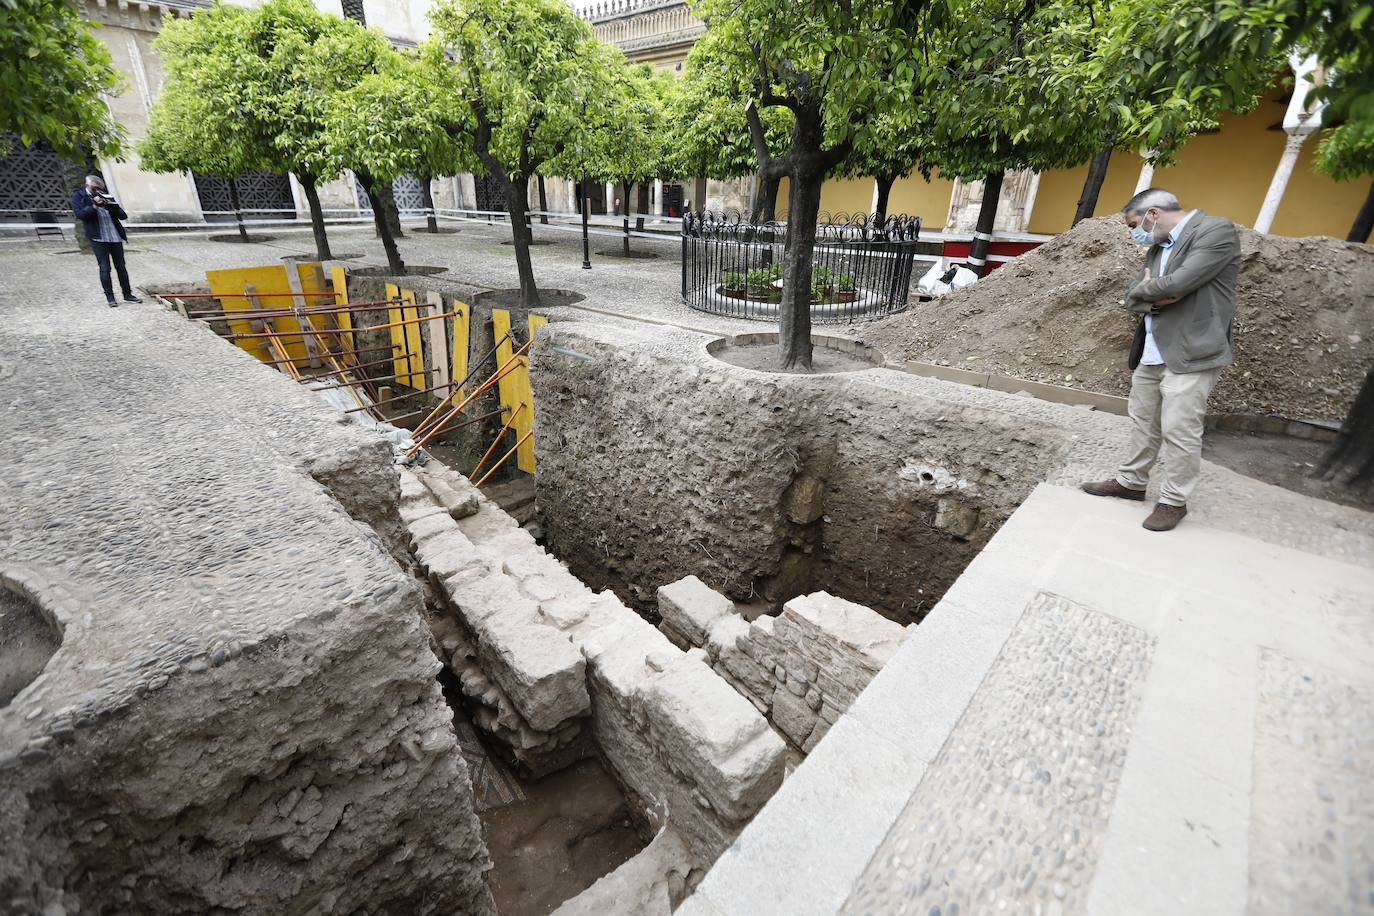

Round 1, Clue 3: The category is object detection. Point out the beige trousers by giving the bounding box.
[1115,363,1222,507]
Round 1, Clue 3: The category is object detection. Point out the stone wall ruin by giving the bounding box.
[658,576,909,753]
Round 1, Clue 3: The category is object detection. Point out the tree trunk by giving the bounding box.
[1074,149,1112,226]
[622,180,633,256]
[420,175,438,233]
[750,171,783,224]
[503,179,541,308]
[228,179,249,242]
[537,174,549,225]
[299,176,332,260]
[779,167,825,371]
[636,181,649,232]
[1349,179,1374,243]
[358,171,405,275]
[967,170,1004,277]
[377,181,404,237]
[875,173,896,223]
[1317,365,1374,492]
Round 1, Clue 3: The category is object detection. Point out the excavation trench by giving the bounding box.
[530,328,1074,629]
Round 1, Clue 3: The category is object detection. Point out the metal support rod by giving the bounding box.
[191,299,401,320]
[472,431,534,489]
[225,309,457,341]
[153,290,341,299]
[410,332,511,441]
[403,341,531,460]
[468,404,526,481]
[582,178,592,270]
[263,343,397,369]
[305,365,441,393]
[298,349,413,379]
[337,375,453,409]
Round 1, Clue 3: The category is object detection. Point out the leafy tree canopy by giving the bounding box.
[1,0,124,159]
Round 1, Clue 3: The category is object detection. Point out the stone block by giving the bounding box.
[538,593,596,630]
[802,717,831,754]
[420,474,481,520]
[399,501,445,525]
[415,528,480,580]
[409,510,459,545]
[782,592,907,669]
[657,576,735,648]
[518,574,563,604]
[502,545,568,583]
[475,614,590,732]
[771,684,819,749]
[644,658,785,822]
[782,474,826,525]
[934,497,981,541]
[446,571,539,627]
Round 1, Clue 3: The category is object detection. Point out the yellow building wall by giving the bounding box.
[888,172,958,229]
[819,178,875,217]
[1029,84,1360,239]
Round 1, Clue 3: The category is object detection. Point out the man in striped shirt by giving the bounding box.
[72,175,142,307]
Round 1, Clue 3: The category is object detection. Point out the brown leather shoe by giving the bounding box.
[1080,479,1147,501]
[1143,503,1187,531]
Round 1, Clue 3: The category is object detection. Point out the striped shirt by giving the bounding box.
[92,198,122,243]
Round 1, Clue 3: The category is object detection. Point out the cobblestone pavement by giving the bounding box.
[0,217,761,337]
[0,231,495,913]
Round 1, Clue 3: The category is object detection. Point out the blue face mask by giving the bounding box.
[1130,213,1156,246]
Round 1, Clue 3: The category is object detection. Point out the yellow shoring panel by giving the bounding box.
[206,263,326,365]
[399,288,425,389]
[386,283,407,387]
[330,266,354,357]
[451,299,470,401]
[489,309,536,474]
[519,313,548,472]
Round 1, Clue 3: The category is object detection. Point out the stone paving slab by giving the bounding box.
[679,483,1374,916]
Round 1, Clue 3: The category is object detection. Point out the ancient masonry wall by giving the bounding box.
[531,325,1074,626]
[397,460,787,865]
[658,577,909,753]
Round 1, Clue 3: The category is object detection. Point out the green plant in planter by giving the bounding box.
[723,271,746,291]
[837,272,856,291]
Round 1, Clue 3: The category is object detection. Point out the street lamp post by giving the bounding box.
[581,178,592,270]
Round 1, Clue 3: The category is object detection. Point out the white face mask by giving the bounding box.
[1130,212,1156,245]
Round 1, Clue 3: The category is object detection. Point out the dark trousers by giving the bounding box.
[91,240,131,301]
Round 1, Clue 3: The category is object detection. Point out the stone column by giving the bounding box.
[1255,54,1325,234]
[653,178,663,215]
[1133,154,1156,194]
[288,173,309,219]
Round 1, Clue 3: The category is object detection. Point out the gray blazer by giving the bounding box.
[1122,211,1241,373]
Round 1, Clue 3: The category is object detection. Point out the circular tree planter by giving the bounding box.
[348,265,449,277]
[208,233,277,243]
[472,288,586,310]
[281,252,363,261]
[707,332,886,375]
[0,572,65,708]
[499,239,555,246]
[595,249,660,260]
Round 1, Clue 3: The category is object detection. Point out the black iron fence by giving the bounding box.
[681,210,922,322]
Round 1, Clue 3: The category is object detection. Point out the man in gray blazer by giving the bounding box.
[1081,188,1241,531]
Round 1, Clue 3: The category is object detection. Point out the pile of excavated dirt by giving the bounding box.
[859,216,1374,421]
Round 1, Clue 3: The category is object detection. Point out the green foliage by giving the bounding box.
[321,41,471,184]
[142,0,396,183]
[745,263,782,294]
[671,30,792,180]
[428,0,614,184]
[1154,0,1372,179]
[723,270,746,289]
[0,0,124,159]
